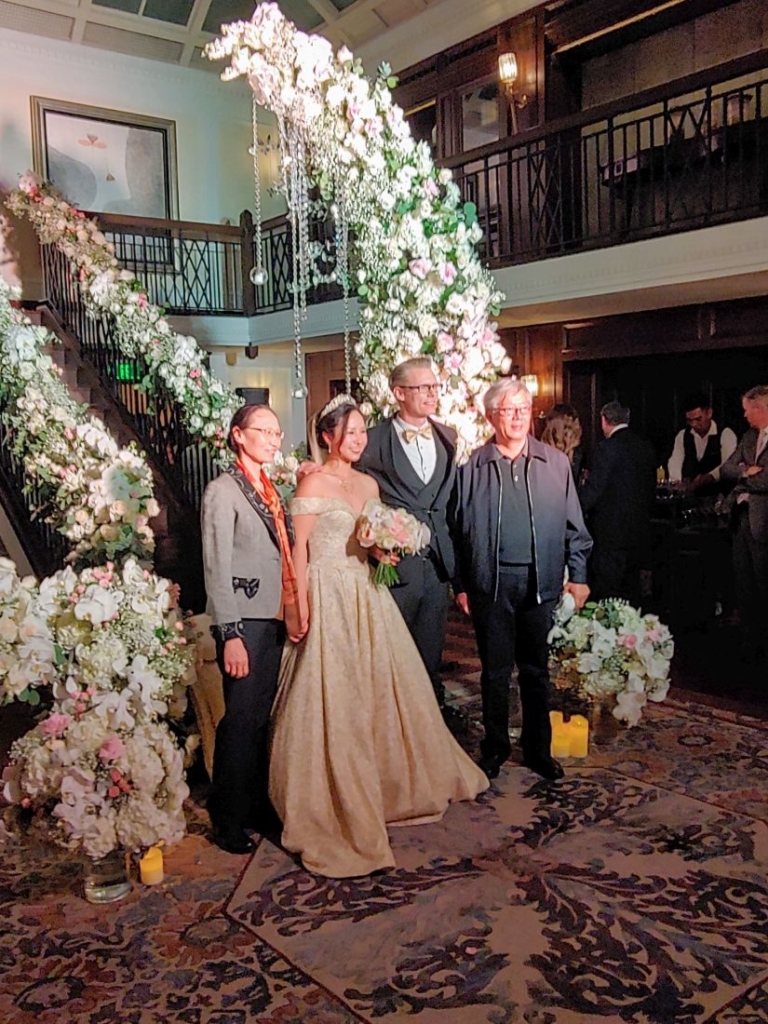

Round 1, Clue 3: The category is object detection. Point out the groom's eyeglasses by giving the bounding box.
[399,384,439,396]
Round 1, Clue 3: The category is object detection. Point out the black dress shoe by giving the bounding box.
[211,827,256,855]
[477,753,506,780]
[521,755,564,781]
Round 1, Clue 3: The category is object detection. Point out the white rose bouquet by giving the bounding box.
[3,709,188,860]
[356,499,430,586]
[548,596,674,726]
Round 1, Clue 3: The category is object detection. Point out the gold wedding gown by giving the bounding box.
[269,497,488,878]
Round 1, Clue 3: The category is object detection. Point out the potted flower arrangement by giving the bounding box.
[548,595,674,728]
[2,557,194,900]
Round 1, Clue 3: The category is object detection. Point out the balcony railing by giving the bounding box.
[98,213,244,316]
[444,48,768,267]
[56,49,768,321]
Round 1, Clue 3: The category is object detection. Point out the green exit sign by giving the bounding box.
[115,361,139,382]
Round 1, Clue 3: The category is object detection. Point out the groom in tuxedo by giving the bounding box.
[359,356,462,725]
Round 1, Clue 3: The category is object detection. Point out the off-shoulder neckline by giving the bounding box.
[290,495,375,517]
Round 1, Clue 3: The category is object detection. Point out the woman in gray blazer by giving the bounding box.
[202,403,303,855]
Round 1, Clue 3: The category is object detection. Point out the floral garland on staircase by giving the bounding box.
[0,281,157,564]
[7,174,241,457]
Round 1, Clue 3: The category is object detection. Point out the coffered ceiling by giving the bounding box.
[0,0,446,70]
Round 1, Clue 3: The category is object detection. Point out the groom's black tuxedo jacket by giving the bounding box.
[359,417,458,581]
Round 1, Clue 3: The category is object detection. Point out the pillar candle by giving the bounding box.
[549,710,571,758]
[139,845,164,885]
[568,714,589,758]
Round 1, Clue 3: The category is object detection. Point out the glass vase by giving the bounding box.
[83,848,132,904]
[587,698,624,747]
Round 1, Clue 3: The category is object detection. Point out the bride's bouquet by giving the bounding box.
[356,500,431,587]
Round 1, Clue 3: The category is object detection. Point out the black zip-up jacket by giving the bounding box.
[451,436,593,602]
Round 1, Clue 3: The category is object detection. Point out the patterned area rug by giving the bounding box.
[2,616,768,1023]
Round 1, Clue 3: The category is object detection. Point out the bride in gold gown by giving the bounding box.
[269,396,488,878]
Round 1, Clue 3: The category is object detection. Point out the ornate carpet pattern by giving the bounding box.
[2,615,768,1023]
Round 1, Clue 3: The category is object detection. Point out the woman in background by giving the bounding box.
[541,402,585,484]
[202,403,305,856]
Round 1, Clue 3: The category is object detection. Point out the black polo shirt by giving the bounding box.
[497,445,533,565]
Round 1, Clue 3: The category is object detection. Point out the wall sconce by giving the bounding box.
[520,373,539,397]
[498,51,529,134]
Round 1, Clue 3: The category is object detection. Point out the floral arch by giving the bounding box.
[207,1,509,457]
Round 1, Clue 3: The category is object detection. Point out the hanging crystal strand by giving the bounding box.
[288,129,308,399]
[249,95,267,287]
[335,197,352,394]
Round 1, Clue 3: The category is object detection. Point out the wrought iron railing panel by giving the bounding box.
[0,414,69,577]
[42,245,220,514]
[101,224,243,316]
[447,59,768,267]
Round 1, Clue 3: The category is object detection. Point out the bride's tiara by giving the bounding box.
[318,393,357,420]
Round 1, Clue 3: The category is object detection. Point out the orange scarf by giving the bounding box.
[236,460,299,617]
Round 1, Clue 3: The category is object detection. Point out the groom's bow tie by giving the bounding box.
[402,423,433,444]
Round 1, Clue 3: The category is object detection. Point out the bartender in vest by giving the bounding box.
[667,392,737,493]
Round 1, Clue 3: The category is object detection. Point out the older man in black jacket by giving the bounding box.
[452,378,592,781]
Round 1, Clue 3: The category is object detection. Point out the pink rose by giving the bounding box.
[438,262,457,286]
[620,634,638,649]
[408,258,431,280]
[42,713,71,738]
[99,735,126,763]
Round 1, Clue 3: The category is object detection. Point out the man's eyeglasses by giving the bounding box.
[399,384,439,396]
[243,426,284,441]
[492,405,532,419]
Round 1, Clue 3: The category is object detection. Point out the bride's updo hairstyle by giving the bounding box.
[315,394,358,453]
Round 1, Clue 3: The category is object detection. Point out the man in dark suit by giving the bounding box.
[359,356,460,723]
[579,400,656,606]
[720,384,768,663]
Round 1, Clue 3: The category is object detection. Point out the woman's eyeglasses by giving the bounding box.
[243,426,284,441]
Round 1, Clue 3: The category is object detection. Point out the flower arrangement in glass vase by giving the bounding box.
[356,499,430,586]
[2,557,194,864]
[548,595,674,726]
[4,712,188,862]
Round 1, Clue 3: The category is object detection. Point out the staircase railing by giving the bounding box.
[0,415,69,578]
[41,245,219,515]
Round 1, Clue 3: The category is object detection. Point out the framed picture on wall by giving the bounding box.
[30,96,179,220]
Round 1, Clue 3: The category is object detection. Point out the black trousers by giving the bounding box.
[390,553,449,704]
[470,566,556,762]
[732,507,768,654]
[208,618,284,831]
